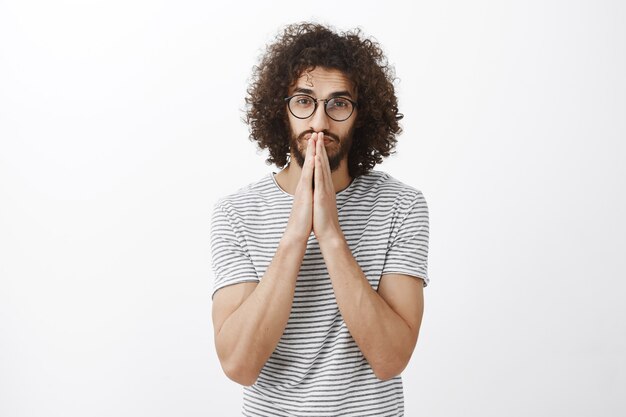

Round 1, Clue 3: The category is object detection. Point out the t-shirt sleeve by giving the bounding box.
[210,201,260,299]
[381,191,430,287]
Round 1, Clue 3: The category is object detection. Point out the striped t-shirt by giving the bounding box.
[210,169,429,416]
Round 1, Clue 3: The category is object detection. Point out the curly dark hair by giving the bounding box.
[245,22,403,178]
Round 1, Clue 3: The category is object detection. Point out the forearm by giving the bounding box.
[319,236,417,380]
[215,235,307,385]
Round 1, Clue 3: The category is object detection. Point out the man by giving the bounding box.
[210,22,429,416]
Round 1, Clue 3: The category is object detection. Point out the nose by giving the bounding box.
[308,103,330,133]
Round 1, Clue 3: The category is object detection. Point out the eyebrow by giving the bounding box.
[293,87,354,99]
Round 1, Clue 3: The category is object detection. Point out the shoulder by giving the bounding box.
[353,170,427,207]
[213,173,275,214]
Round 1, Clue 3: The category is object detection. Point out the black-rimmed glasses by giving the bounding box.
[284,94,357,122]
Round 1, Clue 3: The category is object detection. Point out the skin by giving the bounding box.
[285,68,356,175]
[212,67,425,386]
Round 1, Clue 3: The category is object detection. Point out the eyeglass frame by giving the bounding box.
[284,94,358,122]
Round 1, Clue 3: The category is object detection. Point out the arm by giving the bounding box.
[312,135,426,380]
[319,237,424,381]
[212,236,307,386]
[211,136,317,386]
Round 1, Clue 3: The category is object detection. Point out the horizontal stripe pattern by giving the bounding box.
[210,170,429,416]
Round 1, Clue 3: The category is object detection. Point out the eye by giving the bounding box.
[329,98,350,108]
[294,96,314,106]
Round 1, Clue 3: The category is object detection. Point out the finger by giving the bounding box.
[320,134,333,181]
[316,133,330,193]
[306,132,317,164]
[301,133,316,185]
[317,132,326,168]
[317,131,324,156]
[314,137,323,191]
[316,132,332,186]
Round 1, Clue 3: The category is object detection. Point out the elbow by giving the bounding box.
[372,366,402,382]
[215,336,262,386]
[371,358,409,382]
[220,358,260,387]
[371,336,419,381]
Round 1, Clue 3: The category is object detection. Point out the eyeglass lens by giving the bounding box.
[288,95,353,121]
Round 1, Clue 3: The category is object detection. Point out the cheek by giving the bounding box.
[340,121,357,138]
[288,117,306,134]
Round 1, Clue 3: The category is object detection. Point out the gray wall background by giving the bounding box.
[1,0,624,415]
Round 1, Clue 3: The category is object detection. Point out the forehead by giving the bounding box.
[290,67,355,97]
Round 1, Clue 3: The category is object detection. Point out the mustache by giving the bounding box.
[297,130,340,142]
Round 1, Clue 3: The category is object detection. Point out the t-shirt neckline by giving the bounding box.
[269,171,359,201]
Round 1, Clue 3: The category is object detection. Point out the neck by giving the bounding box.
[274,158,352,195]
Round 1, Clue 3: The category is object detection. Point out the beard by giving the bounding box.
[288,128,354,172]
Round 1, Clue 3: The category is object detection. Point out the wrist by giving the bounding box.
[317,231,347,252]
[280,231,310,249]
